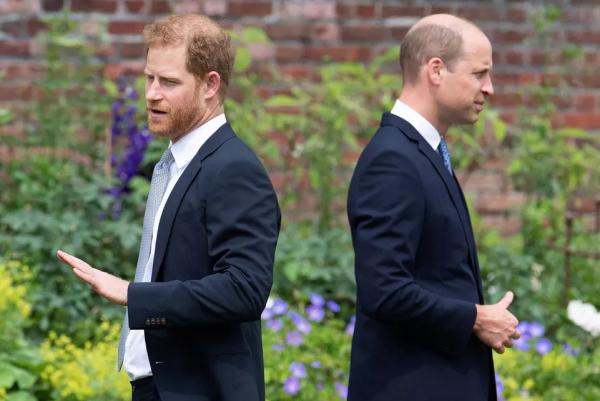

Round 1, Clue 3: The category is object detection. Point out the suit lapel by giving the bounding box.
[381,113,484,300]
[151,123,236,282]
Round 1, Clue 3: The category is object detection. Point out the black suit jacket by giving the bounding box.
[346,113,496,401]
[127,123,280,401]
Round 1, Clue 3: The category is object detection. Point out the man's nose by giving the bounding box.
[146,79,163,101]
[482,76,494,96]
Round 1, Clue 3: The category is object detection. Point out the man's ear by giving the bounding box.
[203,71,221,100]
[426,57,445,86]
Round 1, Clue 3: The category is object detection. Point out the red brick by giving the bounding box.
[108,21,147,35]
[71,0,117,13]
[566,30,600,45]
[390,27,410,40]
[41,0,64,12]
[27,18,47,35]
[0,84,37,101]
[103,62,144,79]
[278,64,318,80]
[574,93,596,110]
[265,23,309,41]
[340,25,387,41]
[336,4,354,18]
[0,61,46,80]
[462,172,506,193]
[481,215,521,236]
[381,5,425,17]
[492,72,540,86]
[275,45,304,63]
[0,0,39,12]
[356,4,377,18]
[503,50,525,65]
[305,45,371,62]
[125,0,146,13]
[431,5,454,14]
[492,28,532,44]
[489,92,523,108]
[228,1,272,17]
[310,23,340,42]
[562,113,600,129]
[456,5,503,21]
[506,7,528,22]
[1,20,25,37]
[150,0,171,14]
[119,42,146,58]
[499,111,516,125]
[0,40,29,57]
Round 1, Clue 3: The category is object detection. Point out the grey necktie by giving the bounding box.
[117,147,174,370]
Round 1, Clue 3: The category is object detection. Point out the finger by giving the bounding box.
[72,267,95,285]
[511,330,521,340]
[503,339,513,348]
[497,291,514,309]
[495,345,505,354]
[57,250,92,272]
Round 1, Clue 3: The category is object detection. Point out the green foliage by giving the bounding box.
[263,48,402,231]
[0,260,42,401]
[0,157,142,340]
[262,299,351,400]
[31,12,110,155]
[274,223,355,302]
[495,342,600,400]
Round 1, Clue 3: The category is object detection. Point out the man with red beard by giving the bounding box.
[57,14,280,401]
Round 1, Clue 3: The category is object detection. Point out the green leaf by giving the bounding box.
[7,391,37,401]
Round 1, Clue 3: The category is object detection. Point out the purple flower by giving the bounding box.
[286,331,303,347]
[272,344,285,351]
[306,305,325,322]
[561,343,580,356]
[346,315,356,336]
[495,373,504,401]
[335,382,348,400]
[267,318,283,331]
[535,337,552,355]
[513,336,531,352]
[261,307,274,321]
[283,377,301,395]
[310,293,325,307]
[326,300,341,313]
[316,383,324,391]
[310,360,321,369]
[516,321,532,339]
[289,311,312,334]
[289,362,307,378]
[272,299,288,315]
[528,322,545,337]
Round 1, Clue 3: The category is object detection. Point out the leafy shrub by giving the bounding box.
[262,295,352,400]
[40,322,129,401]
[0,260,41,401]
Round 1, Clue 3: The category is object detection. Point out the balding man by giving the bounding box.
[347,14,519,401]
[57,14,280,401]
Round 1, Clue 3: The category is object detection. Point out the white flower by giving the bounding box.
[567,300,600,337]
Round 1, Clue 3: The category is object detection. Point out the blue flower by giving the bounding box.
[267,318,283,331]
[272,298,288,315]
[495,373,504,401]
[289,311,312,334]
[345,315,356,336]
[306,304,325,322]
[335,382,348,400]
[561,343,580,356]
[516,321,531,339]
[310,360,321,369]
[528,322,545,337]
[535,337,552,355]
[261,307,274,321]
[326,300,341,313]
[310,292,325,307]
[513,336,531,352]
[272,344,285,351]
[289,362,307,378]
[286,331,303,347]
[283,377,301,395]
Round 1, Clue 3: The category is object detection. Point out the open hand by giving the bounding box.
[57,249,129,305]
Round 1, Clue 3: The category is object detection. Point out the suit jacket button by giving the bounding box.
[145,318,150,325]
[160,318,166,325]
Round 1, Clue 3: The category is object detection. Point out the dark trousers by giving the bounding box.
[131,376,161,401]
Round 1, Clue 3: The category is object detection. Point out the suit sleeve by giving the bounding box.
[128,158,280,327]
[349,149,476,355]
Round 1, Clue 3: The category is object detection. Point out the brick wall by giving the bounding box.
[2,0,600,235]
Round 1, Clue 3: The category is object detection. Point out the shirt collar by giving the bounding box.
[169,113,227,170]
[390,99,441,151]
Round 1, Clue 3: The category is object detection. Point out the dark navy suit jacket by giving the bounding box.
[127,123,280,401]
[347,113,496,401]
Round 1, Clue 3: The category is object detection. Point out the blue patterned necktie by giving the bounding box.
[438,137,453,174]
[117,147,174,369]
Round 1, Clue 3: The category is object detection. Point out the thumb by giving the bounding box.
[497,291,514,309]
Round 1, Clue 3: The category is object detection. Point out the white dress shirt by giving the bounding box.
[390,99,441,151]
[124,113,227,381]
